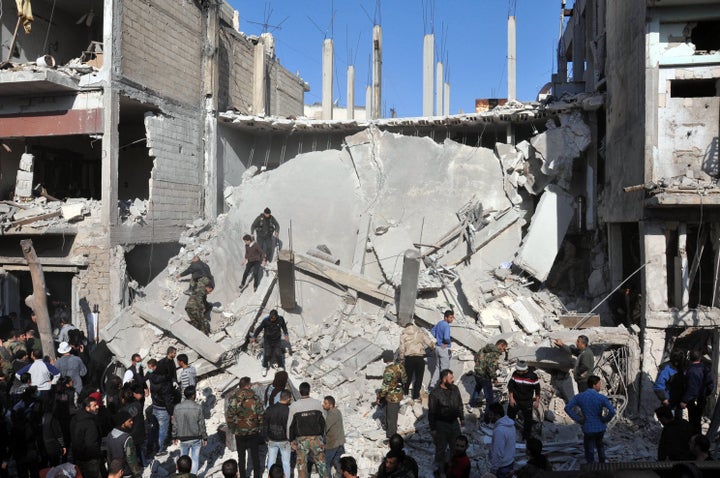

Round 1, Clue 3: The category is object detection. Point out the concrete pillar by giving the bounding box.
[277,250,297,310]
[365,85,372,118]
[572,12,585,82]
[322,38,334,120]
[436,62,443,115]
[423,34,434,117]
[252,40,266,115]
[397,249,421,326]
[203,1,220,218]
[443,82,450,116]
[507,16,516,101]
[641,221,667,315]
[101,0,119,229]
[678,223,689,309]
[372,25,382,119]
[347,65,355,120]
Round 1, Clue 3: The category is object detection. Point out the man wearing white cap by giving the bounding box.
[507,360,541,439]
[56,341,87,403]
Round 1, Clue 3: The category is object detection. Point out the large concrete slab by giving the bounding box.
[133,301,227,363]
[515,185,575,282]
[305,337,383,388]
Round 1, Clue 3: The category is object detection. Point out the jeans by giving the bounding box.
[262,340,285,369]
[471,376,495,423]
[259,236,275,262]
[324,444,345,478]
[154,406,170,452]
[236,433,262,478]
[267,440,292,478]
[583,431,606,463]
[430,347,451,388]
[403,356,425,399]
[180,439,202,474]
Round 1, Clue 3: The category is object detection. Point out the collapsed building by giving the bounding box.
[2,0,720,476]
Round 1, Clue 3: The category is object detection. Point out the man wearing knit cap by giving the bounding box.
[377,350,407,439]
[507,360,541,439]
[106,410,142,478]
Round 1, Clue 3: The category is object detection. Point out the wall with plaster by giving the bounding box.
[218,30,254,113]
[601,0,646,223]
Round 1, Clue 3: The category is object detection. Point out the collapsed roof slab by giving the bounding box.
[515,185,576,282]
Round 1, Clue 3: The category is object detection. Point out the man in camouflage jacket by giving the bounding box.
[472,339,508,424]
[226,377,264,478]
[185,282,213,335]
[377,350,408,438]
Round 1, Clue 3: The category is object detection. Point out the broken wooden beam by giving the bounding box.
[7,210,62,229]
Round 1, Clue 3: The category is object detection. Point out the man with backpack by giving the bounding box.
[681,349,714,435]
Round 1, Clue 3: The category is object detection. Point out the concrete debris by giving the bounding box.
[118,198,149,223]
[530,112,592,189]
[102,122,649,476]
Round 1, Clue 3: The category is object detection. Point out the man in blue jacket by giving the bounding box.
[429,310,454,389]
[565,375,616,463]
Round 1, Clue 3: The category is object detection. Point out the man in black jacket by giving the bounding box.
[251,207,280,262]
[70,396,103,478]
[263,389,292,478]
[147,358,175,455]
[176,255,214,295]
[681,350,713,435]
[251,310,290,377]
[428,369,464,477]
[288,382,325,478]
[507,361,541,439]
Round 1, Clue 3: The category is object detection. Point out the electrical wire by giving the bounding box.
[43,0,58,55]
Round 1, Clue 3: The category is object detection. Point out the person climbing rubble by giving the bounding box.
[251,309,289,377]
[376,350,407,439]
[554,335,594,395]
[251,207,280,263]
[240,234,266,292]
[398,321,434,402]
[469,339,507,423]
[185,282,213,335]
[430,311,454,389]
[176,255,214,296]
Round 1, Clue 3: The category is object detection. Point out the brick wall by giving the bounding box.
[218,30,254,113]
[121,0,203,107]
[145,114,203,224]
[74,245,111,333]
[273,64,306,117]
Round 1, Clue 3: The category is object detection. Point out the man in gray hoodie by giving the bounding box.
[488,403,515,478]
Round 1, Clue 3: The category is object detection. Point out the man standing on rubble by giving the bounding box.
[399,321,435,402]
[226,376,264,478]
[287,382,326,478]
[430,311,454,389]
[428,369,464,477]
[680,349,713,435]
[507,360,541,439]
[240,234,266,292]
[263,389,292,478]
[176,255,214,296]
[323,395,346,478]
[554,335,594,394]
[564,375,616,463]
[251,207,280,263]
[377,350,407,439]
[250,309,289,377]
[470,339,508,423]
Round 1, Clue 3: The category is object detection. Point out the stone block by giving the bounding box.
[19,153,34,172]
[509,298,542,334]
[14,170,34,197]
[61,203,86,222]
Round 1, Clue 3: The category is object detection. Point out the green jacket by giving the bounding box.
[225,387,264,436]
[474,344,502,380]
[378,362,407,403]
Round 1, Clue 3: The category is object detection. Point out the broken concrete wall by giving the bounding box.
[145,113,204,237]
[656,66,720,181]
[120,0,203,108]
[269,62,308,117]
[218,30,254,113]
[601,0,646,223]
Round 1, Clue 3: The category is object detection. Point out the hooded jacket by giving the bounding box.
[490,415,515,470]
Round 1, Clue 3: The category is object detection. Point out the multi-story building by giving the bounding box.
[0,0,307,329]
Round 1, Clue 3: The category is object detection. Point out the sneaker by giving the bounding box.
[465,404,474,414]
[261,368,268,377]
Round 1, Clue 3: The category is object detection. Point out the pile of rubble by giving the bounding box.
[103,112,664,476]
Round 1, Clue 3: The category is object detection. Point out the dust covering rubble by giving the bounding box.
[103,113,663,476]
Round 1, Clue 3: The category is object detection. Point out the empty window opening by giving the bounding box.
[690,21,720,52]
[670,79,718,98]
[684,224,716,308]
[124,242,181,287]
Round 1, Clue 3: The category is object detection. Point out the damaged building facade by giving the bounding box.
[0,0,307,329]
[556,0,720,412]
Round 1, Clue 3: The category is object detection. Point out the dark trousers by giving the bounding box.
[507,401,534,438]
[384,402,399,438]
[403,355,425,399]
[241,261,263,290]
[259,236,275,262]
[433,420,461,467]
[77,459,101,478]
[235,433,262,478]
[471,376,495,423]
[583,431,606,463]
[262,340,285,369]
[688,399,706,436]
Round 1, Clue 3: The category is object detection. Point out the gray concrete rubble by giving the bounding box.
[102,123,654,477]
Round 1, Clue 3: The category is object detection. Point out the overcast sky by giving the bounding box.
[228,0,574,117]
